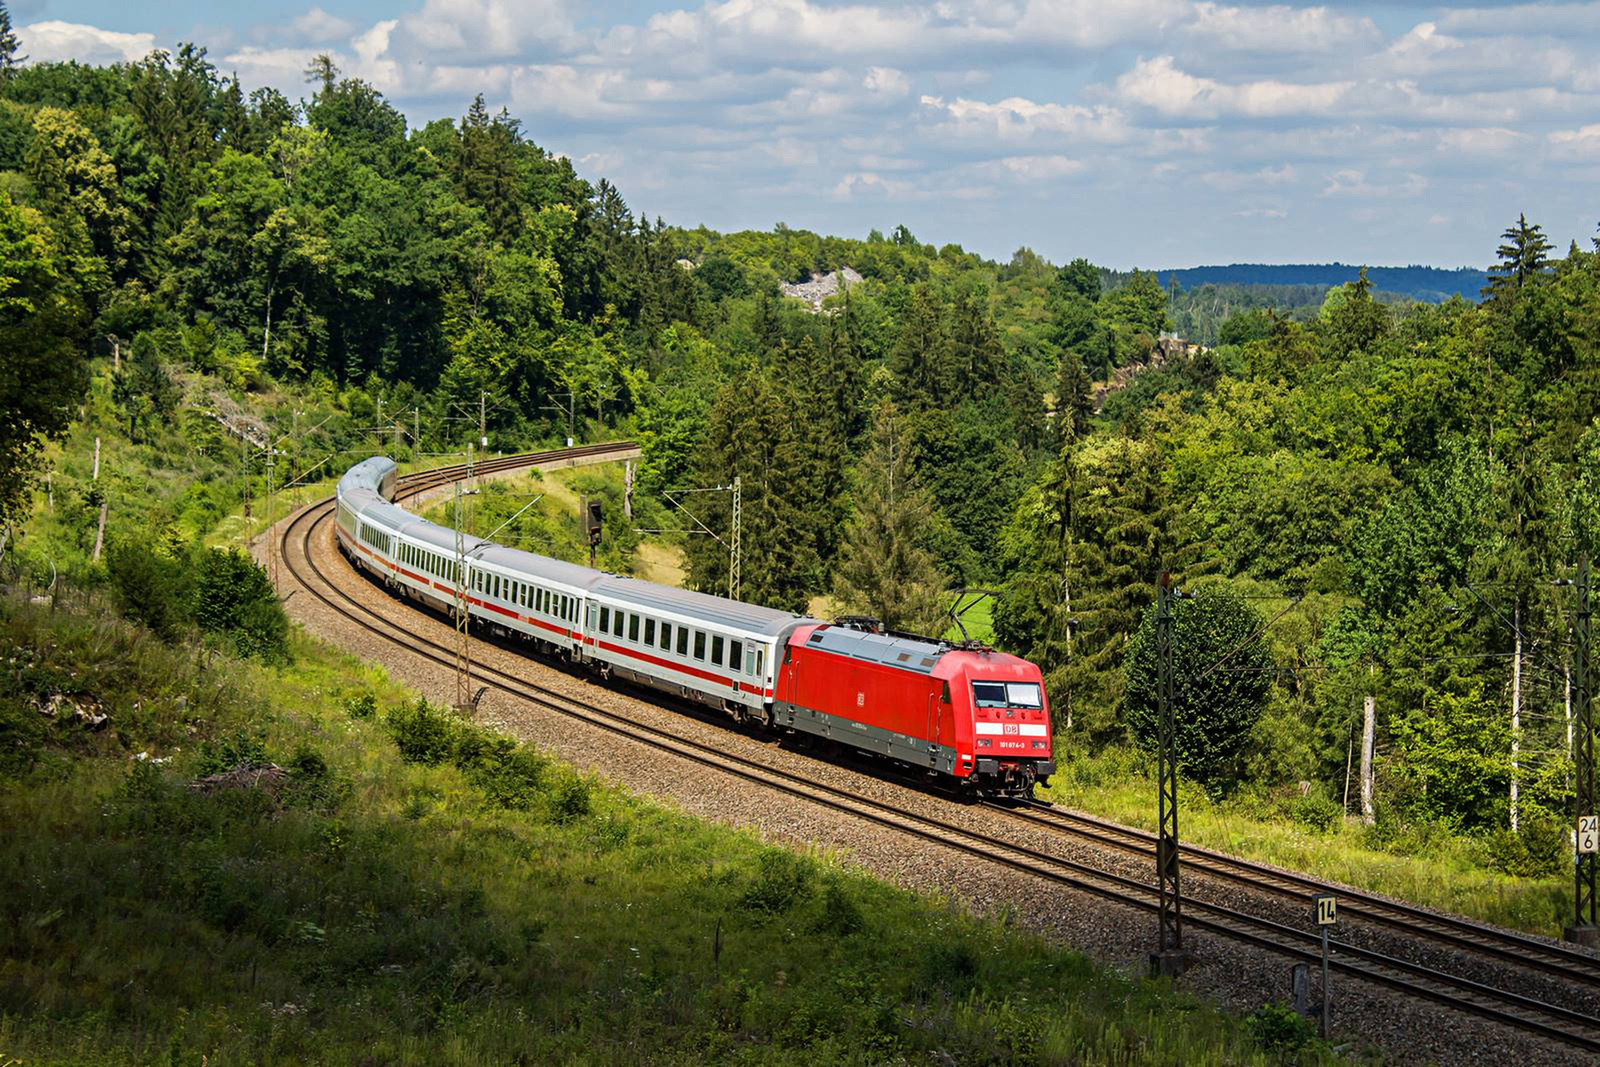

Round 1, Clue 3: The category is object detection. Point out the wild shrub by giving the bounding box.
[193,547,289,662]
[106,538,192,641]
[1283,788,1343,834]
[740,848,812,913]
[284,745,348,813]
[547,770,590,823]
[342,691,377,719]
[811,880,865,936]
[921,940,979,990]
[469,741,546,810]
[1244,1001,1318,1053]
[385,698,459,765]
[194,731,272,775]
[1487,815,1571,878]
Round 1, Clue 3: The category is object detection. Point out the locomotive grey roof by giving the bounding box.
[593,575,815,637]
[804,625,948,674]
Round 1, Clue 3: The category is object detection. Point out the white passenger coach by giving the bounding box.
[335,456,818,717]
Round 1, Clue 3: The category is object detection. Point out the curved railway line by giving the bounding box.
[277,446,1600,1057]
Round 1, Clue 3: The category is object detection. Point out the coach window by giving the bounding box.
[729,640,743,673]
[644,618,656,646]
[613,611,625,637]
[629,614,640,643]
[660,622,672,650]
[676,627,689,656]
[693,630,707,661]
[711,635,724,666]
[600,605,610,632]
[745,646,757,675]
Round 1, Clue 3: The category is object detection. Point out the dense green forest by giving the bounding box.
[4,21,1600,876]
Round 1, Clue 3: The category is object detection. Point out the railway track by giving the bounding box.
[278,447,1600,1056]
[987,799,1600,989]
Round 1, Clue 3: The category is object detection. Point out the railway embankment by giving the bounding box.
[0,582,1310,1065]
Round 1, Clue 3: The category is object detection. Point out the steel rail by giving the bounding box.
[988,799,1600,988]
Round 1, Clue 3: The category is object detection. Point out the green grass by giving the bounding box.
[0,594,1340,1065]
[1042,747,1569,937]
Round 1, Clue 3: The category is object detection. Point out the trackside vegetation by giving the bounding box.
[0,591,1340,1066]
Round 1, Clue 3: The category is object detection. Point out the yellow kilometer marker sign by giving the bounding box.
[1315,894,1337,1039]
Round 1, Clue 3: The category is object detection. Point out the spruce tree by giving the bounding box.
[1055,349,1093,444]
[685,369,817,611]
[888,284,950,412]
[0,2,24,83]
[833,401,949,635]
[785,336,851,582]
[1486,213,1553,297]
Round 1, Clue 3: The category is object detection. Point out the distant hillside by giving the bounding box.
[1153,263,1488,303]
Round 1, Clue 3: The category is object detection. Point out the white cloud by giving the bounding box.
[863,66,908,96]
[1321,169,1427,199]
[919,94,1129,143]
[832,171,914,199]
[1549,123,1600,158]
[18,20,156,65]
[288,7,357,44]
[1115,55,1351,119]
[1183,3,1380,54]
[386,0,575,65]
[990,154,1084,181]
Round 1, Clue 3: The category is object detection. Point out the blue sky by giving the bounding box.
[13,0,1600,269]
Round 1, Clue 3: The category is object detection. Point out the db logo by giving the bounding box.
[1003,723,1019,736]
[856,692,865,707]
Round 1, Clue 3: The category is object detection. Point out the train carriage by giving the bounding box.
[335,456,1055,796]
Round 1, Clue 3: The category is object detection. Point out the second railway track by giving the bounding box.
[276,448,1600,1057]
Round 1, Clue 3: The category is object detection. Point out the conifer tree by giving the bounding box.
[1055,349,1093,444]
[946,285,1004,400]
[888,284,950,412]
[1486,213,1553,297]
[0,2,25,84]
[833,401,949,635]
[685,369,817,611]
[785,336,851,582]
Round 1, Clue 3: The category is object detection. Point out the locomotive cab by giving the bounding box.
[961,669,1055,797]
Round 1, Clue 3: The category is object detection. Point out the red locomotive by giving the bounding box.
[774,619,1055,797]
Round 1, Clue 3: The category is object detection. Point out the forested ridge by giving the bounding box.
[5,17,1600,874]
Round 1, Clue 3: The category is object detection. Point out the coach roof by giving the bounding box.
[594,575,817,638]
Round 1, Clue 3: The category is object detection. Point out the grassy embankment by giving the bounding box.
[1041,749,1568,937]
[0,592,1331,1065]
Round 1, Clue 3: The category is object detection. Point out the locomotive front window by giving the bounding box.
[973,681,1043,709]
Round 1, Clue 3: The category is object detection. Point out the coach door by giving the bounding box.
[925,692,940,765]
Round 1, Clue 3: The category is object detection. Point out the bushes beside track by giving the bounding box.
[0,591,1340,1065]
